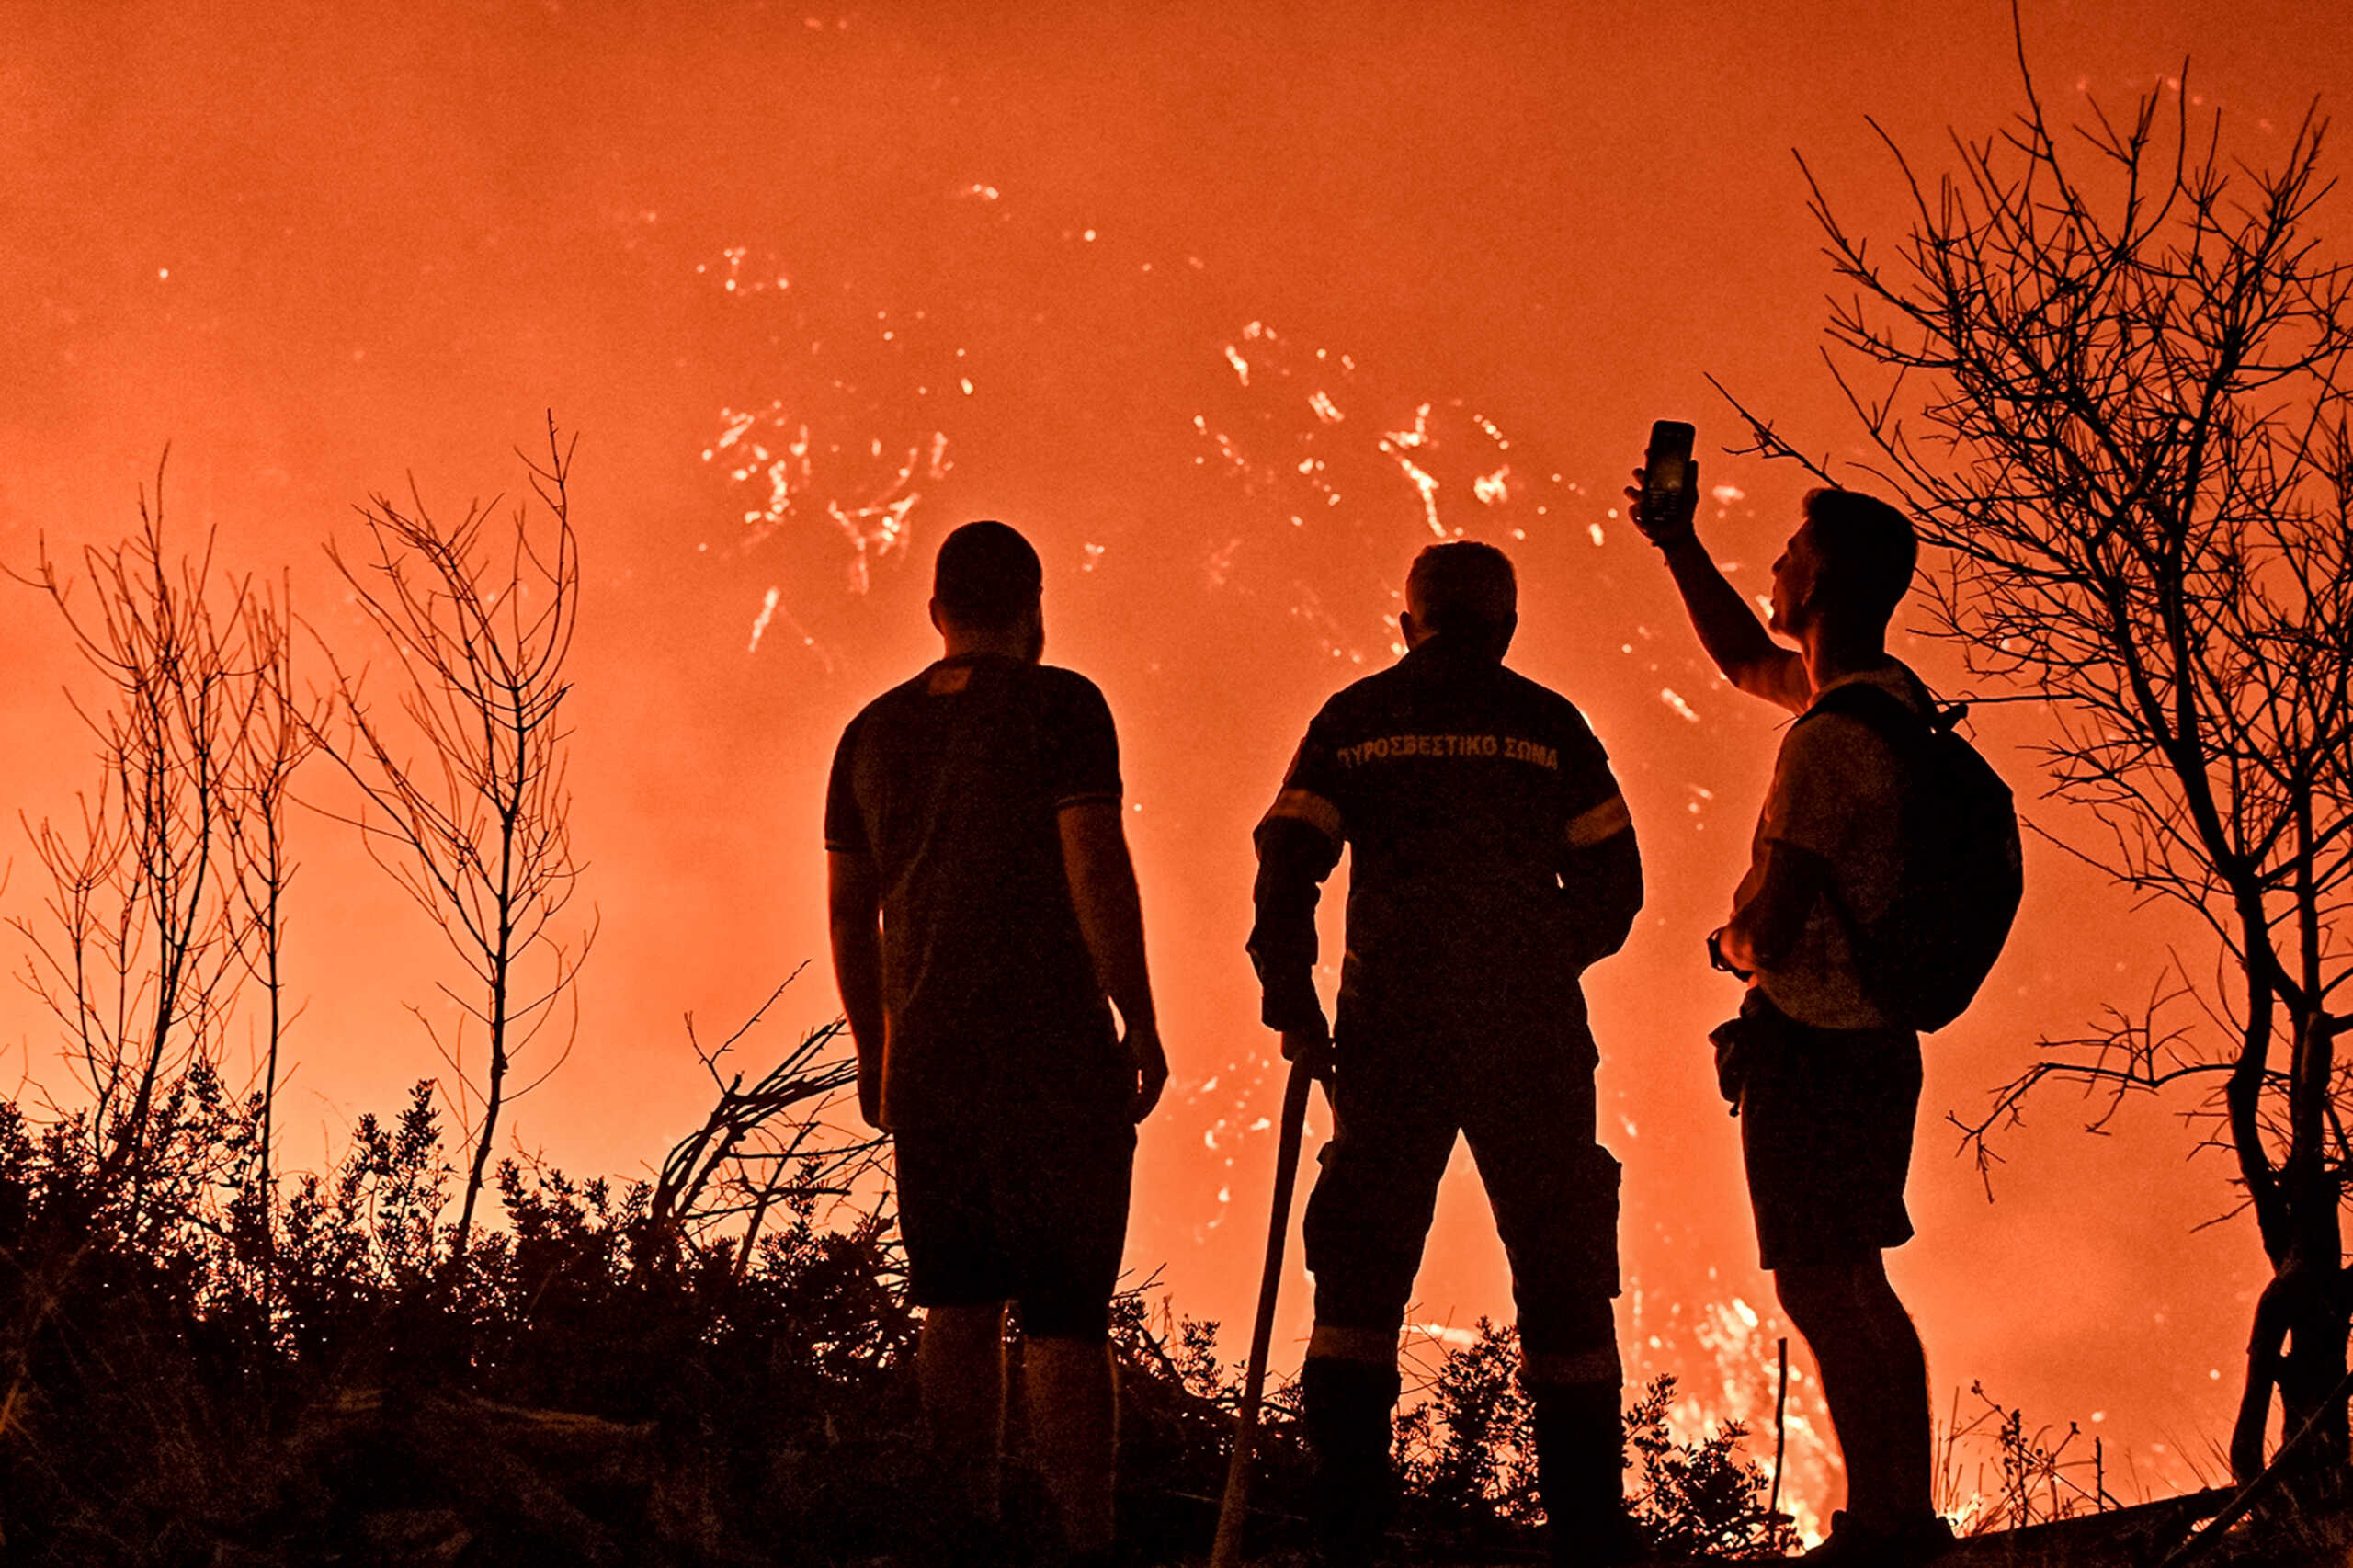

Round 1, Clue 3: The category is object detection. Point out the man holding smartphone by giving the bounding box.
[826,520,1169,1568]
[1628,456,1952,1564]
[1252,541,1643,1568]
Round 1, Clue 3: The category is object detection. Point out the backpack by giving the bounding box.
[1800,677,2023,1032]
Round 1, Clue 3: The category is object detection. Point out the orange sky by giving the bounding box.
[6,0,2350,1522]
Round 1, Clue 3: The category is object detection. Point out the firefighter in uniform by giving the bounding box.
[1250,541,1643,1567]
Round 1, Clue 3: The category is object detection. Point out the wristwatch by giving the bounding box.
[1707,926,1754,982]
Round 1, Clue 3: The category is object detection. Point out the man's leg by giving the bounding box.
[901,1124,1015,1533]
[1774,1256,1933,1529]
[1008,1116,1136,1563]
[1739,1005,1938,1551]
[922,1302,1011,1524]
[1026,1335,1118,1559]
[1528,1381,1631,1567]
[1300,1064,1456,1566]
[1466,1062,1633,1568]
[1300,1335,1405,1568]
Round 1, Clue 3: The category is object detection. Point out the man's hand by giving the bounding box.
[1622,462,1701,550]
[1722,918,1759,979]
[857,1056,888,1132]
[1281,1021,1335,1084]
[1126,1018,1170,1122]
[1707,924,1756,982]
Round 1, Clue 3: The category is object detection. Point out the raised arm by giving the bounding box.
[1061,801,1168,1121]
[1627,464,1807,711]
[826,849,889,1129]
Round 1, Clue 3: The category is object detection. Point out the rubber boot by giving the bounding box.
[1531,1381,1639,1567]
[1301,1356,1402,1568]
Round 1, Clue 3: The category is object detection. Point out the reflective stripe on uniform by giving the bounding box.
[1521,1346,1622,1388]
[1261,788,1344,842]
[1306,1323,1400,1367]
[1563,793,1632,848]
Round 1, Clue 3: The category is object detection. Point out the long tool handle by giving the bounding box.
[1209,1055,1319,1568]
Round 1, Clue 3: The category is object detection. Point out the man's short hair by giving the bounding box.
[934,519,1042,629]
[1802,489,1917,627]
[1405,541,1517,638]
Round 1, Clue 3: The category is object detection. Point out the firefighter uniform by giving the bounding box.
[1250,635,1642,1563]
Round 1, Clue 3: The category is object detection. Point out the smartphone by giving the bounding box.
[1643,420,1697,516]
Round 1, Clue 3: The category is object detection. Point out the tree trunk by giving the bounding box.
[2235,1007,2350,1488]
[2276,1270,2349,1487]
[2275,1008,2348,1485]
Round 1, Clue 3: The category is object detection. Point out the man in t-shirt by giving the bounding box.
[1252,541,1643,1568]
[1629,473,1952,1564]
[825,519,1168,1568]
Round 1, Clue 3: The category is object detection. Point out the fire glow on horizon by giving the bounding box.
[7,0,2330,1529]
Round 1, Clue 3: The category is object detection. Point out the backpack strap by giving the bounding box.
[1797,669,1952,743]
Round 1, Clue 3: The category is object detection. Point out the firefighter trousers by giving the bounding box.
[1302,1016,1622,1383]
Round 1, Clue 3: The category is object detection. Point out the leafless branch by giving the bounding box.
[304,414,593,1261]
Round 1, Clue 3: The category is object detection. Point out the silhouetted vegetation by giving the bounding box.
[0,1042,925,1566]
[0,1044,1814,1566]
[1392,1320,1799,1561]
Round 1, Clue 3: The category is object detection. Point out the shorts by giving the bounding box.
[894,1115,1135,1341]
[1737,993,1922,1271]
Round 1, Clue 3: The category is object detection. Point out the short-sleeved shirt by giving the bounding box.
[824,653,1125,1130]
[1259,641,1631,1040]
[1740,662,1925,1030]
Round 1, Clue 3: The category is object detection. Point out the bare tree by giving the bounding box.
[10,462,264,1229]
[311,416,593,1263]
[221,577,319,1281]
[1721,39,2353,1482]
[648,972,886,1277]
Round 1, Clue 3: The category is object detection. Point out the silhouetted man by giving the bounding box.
[1251,542,1643,1568]
[826,519,1169,1568]
[1630,474,1952,1564]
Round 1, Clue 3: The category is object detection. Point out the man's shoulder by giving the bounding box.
[1028,661,1109,704]
[1480,665,1611,768]
[1022,664,1120,742]
[1495,664,1593,726]
[1784,706,1898,759]
[841,668,937,733]
[1802,664,1930,743]
[1304,664,1401,729]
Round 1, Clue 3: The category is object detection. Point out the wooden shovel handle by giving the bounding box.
[1209,1054,1319,1568]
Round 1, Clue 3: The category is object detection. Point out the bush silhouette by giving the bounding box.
[0,1049,1811,1565]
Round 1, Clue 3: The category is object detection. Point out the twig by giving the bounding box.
[1769,1335,1790,1525]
